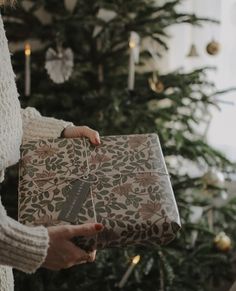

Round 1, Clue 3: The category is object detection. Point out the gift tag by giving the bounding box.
[58,176,93,223]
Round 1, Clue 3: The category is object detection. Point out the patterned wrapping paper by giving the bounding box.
[18,133,181,251]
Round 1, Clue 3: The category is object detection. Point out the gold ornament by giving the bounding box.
[214,232,232,252]
[149,73,164,93]
[206,40,220,56]
[187,43,199,57]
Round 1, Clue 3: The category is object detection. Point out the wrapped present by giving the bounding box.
[18,133,181,251]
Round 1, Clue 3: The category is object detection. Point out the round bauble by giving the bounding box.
[202,169,225,189]
[214,232,232,252]
[206,40,220,56]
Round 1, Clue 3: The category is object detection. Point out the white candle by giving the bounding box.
[128,32,140,91]
[117,255,141,288]
[25,43,31,96]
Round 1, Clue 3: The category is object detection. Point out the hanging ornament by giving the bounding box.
[202,168,225,189]
[202,169,228,210]
[187,43,199,57]
[213,232,232,252]
[45,46,74,84]
[206,39,220,56]
[149,73,164,93]
[202,169,228,208]
[187,0,200,58]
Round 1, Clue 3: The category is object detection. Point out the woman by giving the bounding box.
[0,0,104,290]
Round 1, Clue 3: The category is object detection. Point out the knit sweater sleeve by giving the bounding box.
[21,107,74,141]
[0,13,55,274]
[0,198,49,273]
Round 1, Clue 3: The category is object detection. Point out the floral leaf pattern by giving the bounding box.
[18,134,181,250]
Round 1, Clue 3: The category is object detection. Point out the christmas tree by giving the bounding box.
[1,0,236,290]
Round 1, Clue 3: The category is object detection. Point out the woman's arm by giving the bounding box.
[0,199,49,273]
[20,106,101,144]
[0,198,104,272]
[20,106,74,141]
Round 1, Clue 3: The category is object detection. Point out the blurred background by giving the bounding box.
[163,0,236,162]
[1,0,236,290]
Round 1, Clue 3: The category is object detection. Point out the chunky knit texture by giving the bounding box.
[0,13,74,290]
[0,13,22,174]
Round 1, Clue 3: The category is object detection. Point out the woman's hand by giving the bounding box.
[42,223,103,270]
[61,125,100,145]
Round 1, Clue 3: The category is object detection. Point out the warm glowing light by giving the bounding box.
[25,43,31,56]
[129,40,136,48]
[132,255,140,265]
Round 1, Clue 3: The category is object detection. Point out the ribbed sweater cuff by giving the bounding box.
[0,216,49,273]
[22,115,74,141]
[21,106,74,141]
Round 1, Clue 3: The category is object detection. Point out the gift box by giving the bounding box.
[18,133,181,251]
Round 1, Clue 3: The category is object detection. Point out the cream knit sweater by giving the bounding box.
[0,14,74,290]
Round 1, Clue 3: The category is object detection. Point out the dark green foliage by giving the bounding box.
[1,0,236,290]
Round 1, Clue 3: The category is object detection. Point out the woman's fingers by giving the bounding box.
[87,250,96,263]
[63,223,104,239]
[79,126,100,145]
[63,125,101,145]
[87,128,100,145]
[42,223,104,271]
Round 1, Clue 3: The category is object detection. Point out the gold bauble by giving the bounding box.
[214,232,232,252]
[206,40,220,56]
[149,74,164,93]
